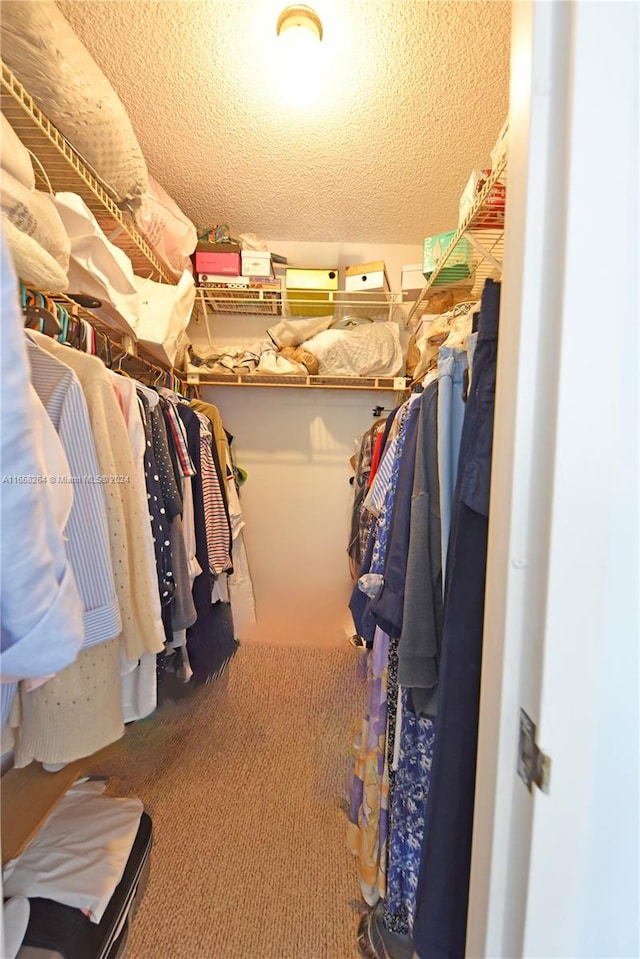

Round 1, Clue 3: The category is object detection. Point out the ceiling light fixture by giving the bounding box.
[276,4,323,43]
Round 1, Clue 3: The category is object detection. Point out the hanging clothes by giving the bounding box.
[412,278,501,959]
[0,230,84,727]
[347,398,418,905]
[177,404,237,683]
[25,335,121,649]
[28,333,164,661]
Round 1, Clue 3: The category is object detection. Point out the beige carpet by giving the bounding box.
[93,641,368,959]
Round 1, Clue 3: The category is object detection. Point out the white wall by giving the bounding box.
[192,241,422,647]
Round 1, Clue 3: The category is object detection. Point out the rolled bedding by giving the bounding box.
[0,1,148,207]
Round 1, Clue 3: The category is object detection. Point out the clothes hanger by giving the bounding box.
[23,288,62,336]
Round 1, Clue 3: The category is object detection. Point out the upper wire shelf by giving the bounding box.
[1,60,176,285]
[407,154,508,324]
[195,286,406,321]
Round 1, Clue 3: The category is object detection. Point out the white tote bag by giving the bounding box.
[134,270,196,367]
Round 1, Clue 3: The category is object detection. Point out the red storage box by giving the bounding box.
[194,251,240,275]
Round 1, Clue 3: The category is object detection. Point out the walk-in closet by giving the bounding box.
[0,2,637,958]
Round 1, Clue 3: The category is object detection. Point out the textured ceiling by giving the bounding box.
[56,0,511,245]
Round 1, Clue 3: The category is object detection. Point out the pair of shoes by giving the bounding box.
[356,902,413,959]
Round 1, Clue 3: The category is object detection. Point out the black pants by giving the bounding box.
[412,279,500,959]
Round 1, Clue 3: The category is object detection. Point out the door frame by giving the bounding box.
[467,2,639,956]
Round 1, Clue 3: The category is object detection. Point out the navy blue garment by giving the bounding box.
[177,403,237,683]
[370,397,421,638]
[349,405,401,646]
[412,279,501,959]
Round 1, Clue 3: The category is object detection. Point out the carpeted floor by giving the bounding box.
[92,641,368,959]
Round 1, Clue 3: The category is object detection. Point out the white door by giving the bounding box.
[467,2,639,957]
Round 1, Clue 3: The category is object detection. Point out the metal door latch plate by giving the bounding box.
[518,708,551,793]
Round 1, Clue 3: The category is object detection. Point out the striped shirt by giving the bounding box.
[158,391,196,477]
[194,412,232,575]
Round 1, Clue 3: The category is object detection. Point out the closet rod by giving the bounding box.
[22,287,189,393]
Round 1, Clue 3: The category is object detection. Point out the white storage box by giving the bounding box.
[241,250,273,277]
[401,263,424,301]
[344,260,389,293]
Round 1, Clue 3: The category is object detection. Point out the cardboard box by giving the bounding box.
[423,231,472,287]
[241,250,273,277]
[195,240,241,254]
[344,260,390,293]
[285,267,338,316]
[194,250,240,275]
[401,263,425,301]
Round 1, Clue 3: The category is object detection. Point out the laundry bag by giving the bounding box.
[134,176,198,276]
[53,192,140,337]
[134,270,196,367]
[0,1,148,207]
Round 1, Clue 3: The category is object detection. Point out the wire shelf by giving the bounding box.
[408,154,508,323]
[187,370,408,391]
[195,286,405,321]
[1,60,176,285]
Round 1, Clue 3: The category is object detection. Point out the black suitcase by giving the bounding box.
[16,811,152,959]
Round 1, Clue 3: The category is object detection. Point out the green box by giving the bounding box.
[422,231,472,287]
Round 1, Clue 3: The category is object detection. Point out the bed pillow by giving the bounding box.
[0,1,148,207]
[1,170,70,269]
[134,176,197,276]
[1,115,35,191]
[2,215,68,292]
[2,781,143,925]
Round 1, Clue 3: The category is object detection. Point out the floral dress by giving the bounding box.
[347,402,413,905]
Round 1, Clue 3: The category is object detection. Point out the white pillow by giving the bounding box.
[1,170,70,269]
[134,176,197,276]
[0,1,148,207]
[2,215,69,292]
[1,114,35,191]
